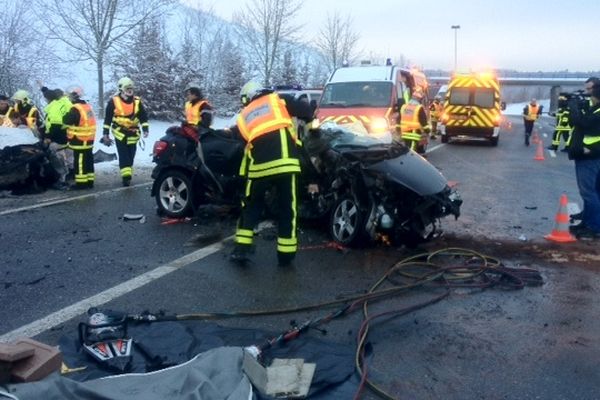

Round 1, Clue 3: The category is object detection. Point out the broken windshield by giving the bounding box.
[319,82,393,108]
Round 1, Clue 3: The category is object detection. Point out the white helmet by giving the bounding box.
[12,89,31,103]
[118,77,134,92]
[67,85,84,99]
[240,81,265,105]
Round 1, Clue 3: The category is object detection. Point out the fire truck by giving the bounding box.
[314,64,429,135]
[440,72,505,146]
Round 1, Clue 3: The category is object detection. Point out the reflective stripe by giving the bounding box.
[121,167,133,178]
[400,103,423,134]
[113,96,140,129]
[235,228,254,245]
[524,104,540,121]
[67,103,96,142]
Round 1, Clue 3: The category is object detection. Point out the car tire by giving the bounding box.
[155,170,194,218]
[490,136,499,146]
[329,195,366,246]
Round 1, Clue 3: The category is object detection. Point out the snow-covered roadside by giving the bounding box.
[503,99,550,116]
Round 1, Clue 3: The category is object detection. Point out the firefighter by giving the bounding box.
[398,90,430,155]
[0,95,15,127]
[429,95,443,139]
[63,87,97,189]
[11,90,45,138]
[522,98,542,146]
[229,81,313,267]
[102,77,149,187]
[41,87,72,189]
[184,82,213,130]
[548,94,572,152]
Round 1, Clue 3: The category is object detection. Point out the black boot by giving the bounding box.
[122,177,131,187]
[277,252,295,267]
[230,245,251,265]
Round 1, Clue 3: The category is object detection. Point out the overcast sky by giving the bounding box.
[182,0,597,72]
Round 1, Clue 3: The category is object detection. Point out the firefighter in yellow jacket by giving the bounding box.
[102,77,149,186]
[63,87,96,190]
[398,91,430,155]
[229,81,313,267]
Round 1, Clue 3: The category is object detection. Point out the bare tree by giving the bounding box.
[233,0,302,86]
[0,0,57,99]
[314,11,360,73]
[35,0,173,114]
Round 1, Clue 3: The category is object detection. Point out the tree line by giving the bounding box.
[1,0,362,119]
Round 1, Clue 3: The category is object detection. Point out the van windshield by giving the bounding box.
[449,87,495,108]
[320,82,393,108]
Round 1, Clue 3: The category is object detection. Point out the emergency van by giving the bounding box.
[440,72,504,146]
[315,64,429,135]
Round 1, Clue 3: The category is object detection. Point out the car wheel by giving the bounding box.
[330,196,365,246]
[155,170,194,218]
[490,136,499,146]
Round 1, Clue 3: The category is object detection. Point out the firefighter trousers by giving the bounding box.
[72,148,95,186]
[115,138,138,180]
[234,174,298,260]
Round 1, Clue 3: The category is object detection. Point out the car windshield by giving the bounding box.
[318,121,392,149]
[448,87,495,108]
[319,82,393,108]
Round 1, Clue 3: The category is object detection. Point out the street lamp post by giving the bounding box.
[451,25,460,71]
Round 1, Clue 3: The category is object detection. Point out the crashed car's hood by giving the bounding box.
[366,150,448,196]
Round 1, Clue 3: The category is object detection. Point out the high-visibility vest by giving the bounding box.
[582,108,600,147]
[67,103,97,149]
[45,97,72,129]
[524,104,540,121]
[237,93,300,178]
[14,103,38,129]
[185,100,208,125]
[555,108,572,132]
[112,96,141,129]
[400,103,424,142]
[430,102,443,121]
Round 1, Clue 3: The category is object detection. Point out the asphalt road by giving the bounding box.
[1,116,599,399]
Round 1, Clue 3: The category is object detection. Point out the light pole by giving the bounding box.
[451,25,460,71]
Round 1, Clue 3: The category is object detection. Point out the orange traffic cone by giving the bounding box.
[544,194,577,243]
[534,140,545,161]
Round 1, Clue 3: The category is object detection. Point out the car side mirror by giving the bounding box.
[500,101,506,111]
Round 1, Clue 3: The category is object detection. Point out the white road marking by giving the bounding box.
[427,143,445,153]
[0,239,229,342]
[0,182,152,217]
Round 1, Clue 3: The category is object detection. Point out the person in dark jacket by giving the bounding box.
[567,84,600,239]
[102,77,149,186]
[184,83,213,130]
[228,81,313,267]
[41,87,72,189]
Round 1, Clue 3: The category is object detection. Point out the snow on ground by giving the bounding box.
[503,99,550,116]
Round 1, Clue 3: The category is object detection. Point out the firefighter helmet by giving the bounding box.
[240,81,265,106]
[118,77,134,91]
[67,86,84,99]
[12,90,31,103]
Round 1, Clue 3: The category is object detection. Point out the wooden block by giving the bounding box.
[10,338,62,383]
[0,343,35,362]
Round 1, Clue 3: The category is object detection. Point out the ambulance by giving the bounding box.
[315,64,429,135]
[440,72,504,146]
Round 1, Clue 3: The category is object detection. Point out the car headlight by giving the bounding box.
[370,117,389,134]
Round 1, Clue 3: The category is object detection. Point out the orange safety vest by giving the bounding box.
[112,96,141,129]
[430,102,443,121]
[185,100,208,125]
[400,103,424,142]
[525,104,540,121]
[237,93,295,143]
[67,103,97,149]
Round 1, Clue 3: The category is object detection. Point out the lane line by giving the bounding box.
[0,182,153,217]
[0,239,229,342]
[427,143,446,153]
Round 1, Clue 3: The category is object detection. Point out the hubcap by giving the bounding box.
[158,176,189,213]
[333,199,358,241]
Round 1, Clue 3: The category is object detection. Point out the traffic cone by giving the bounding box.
[534,140,545,161]
[544,194,577,243]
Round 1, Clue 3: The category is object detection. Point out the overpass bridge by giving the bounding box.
[428,76,587,111]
